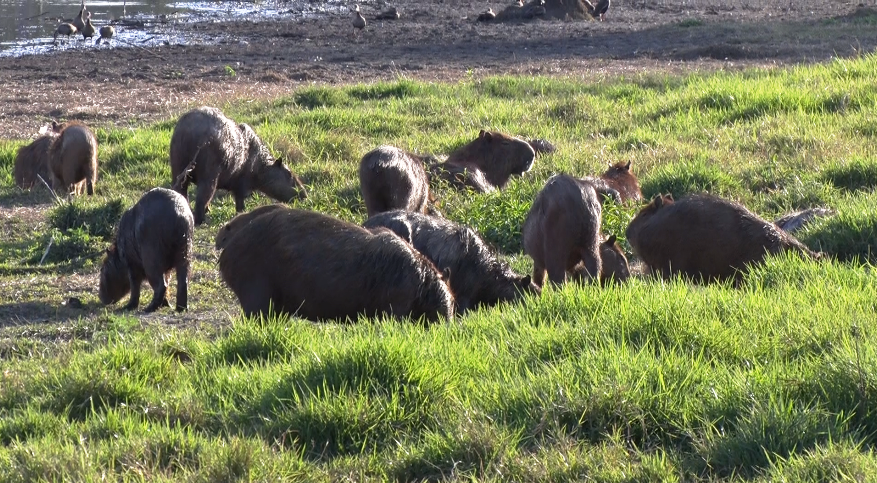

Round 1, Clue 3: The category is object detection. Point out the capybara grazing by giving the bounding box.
[599,161,642,202]
[364,210,538,312]
[444,130,536,190]
[427,161,495,194]
[598,235,630,284]
[218,207,454,322]
[169,106,307,226]
[99,188,194,312]
[48,121,98,196]
[625,193,820,283]
[523,174,607,287]
[359,146,432,217]
[214,204,285,251]
[14,134,55,190]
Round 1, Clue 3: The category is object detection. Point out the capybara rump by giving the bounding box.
[359,146,432,217]
[49,121,98,196]
[219,207,454,322]
[14,134,55,189]
[99,188,194,312]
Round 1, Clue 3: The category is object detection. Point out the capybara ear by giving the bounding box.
[652,194,664,207]
[274,156,284,167]
[442,267,452,281]
[606,234,617,245]
[665,193,674,202]
[479,130,492,142]
[51,120,60,132]
[624,161,631,170]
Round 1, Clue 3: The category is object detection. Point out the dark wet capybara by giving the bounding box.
[48,121,98,196]
[99,188,194,312]
[364,210,539,312]
[214,204,285,250]
[359,145,432,217]
[427,161,495,194]
[169,106,307,226]
[14,134,55,190]
[444,130,536,189]
[218,207,454,322]
[599,161,642,203]
[522,174,608,287]
[625,193,820,283]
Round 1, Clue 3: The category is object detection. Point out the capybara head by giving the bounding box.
[447,130,536,188]
[98,245,131,305]
[599,234,630,284]
[600,161,642,202]
[240,124,308,202]
[215,204,286,251]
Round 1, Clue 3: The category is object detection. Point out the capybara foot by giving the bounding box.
[144,297,171,313]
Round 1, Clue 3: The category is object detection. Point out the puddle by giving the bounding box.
[0,0,347,58]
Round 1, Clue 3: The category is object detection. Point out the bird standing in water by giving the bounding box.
[351,5,366,36]
[96,24,115,45]
[81,11,96,39]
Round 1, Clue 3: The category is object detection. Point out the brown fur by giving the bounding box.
[427,161,495,194]
[218,207,454,322]
[625,193,820,283]
[522,174,609,287]
[48,121,98,196]
[215,204,285,250]
[170,106,307,226]
[99,188,194,312]
[599,161,642,203]
[359,145,432,217]
[497,0,593,21]
[14,134,55,189]
[444,130,536,189]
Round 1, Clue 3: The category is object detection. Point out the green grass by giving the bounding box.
[1,53,877,480]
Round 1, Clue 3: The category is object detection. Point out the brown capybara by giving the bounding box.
[48,121,98,196]
[522,174,609,287]
[214,204,285,251]
[218,207,454,322]
[14,134,55,189]
[99,188,194,312]
[625,193,820,283]
[169,106,307,226]
[359,146,432,217]
[364,210,539,312]
[444,130,536,189]
[574,234,631,285]
[427,161,495,194]
[599,161,642,203]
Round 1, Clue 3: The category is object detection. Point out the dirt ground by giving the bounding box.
[0,0,875,139]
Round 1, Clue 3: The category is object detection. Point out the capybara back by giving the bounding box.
[48,122,98,196]
[359,146,431,217]
[14,135,55,189]
[215,204,286,250]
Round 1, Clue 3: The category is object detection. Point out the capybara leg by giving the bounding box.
[143,272,169,313]
[86,177,94,196]
[233,191,247,213]
[193,177,219,226]
[545,258,568,286]
[532,262,547,288]
[124,273,141,311]
[175,263,189,312]
[577,247,601,283]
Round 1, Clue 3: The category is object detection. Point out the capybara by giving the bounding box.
[48,121,98,196]
[218,207,454,322]
[599,161,642,203]
[364,210,538,312]
[774,207,835,234]
[359,145,432,217]
[444,130,536,189]
[572,234,631,285]
[169,106,307,226]
[14,134,55,189]
[428,161,495,194]
[99,188,194,312]
[625,193,820,283]
[214,204,285,251]
[522,174,607,287]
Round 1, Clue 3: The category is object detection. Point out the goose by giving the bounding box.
[54,22,78,42]
[81,11,96,39]
[96,24,115,45]
[351,5,366,36]
[477,8,496,21]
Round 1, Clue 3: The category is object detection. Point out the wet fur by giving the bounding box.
[48,121,98,195]
[99,188,194,312]
[359,145,432,217]
[218,207,454,322]
[215,204,285,250]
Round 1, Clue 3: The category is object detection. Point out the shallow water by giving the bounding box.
[0,0,338,57]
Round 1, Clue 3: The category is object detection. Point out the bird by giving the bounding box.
[477,8,496,21]
[81,11,96,39]
[592,0,609,21]
[515,0,524,7]
[72,1,87,32]
[351,5,366,36]
[375,7,401,20]
[95,24,115,45]
[54,22,78,43]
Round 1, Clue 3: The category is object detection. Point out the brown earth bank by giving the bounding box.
[0,0,875,139]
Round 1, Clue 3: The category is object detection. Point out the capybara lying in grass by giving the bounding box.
[359,146,432,217]
[364,210,538,312]
[443,130,536,190]
[214,204,285,251]
[218,207,454,322]
[99,188,194,312]
[523,174,611,287]
[14,134,55,189]
[170,106,307,226]
[599,161,642,202]
[625,193,820,283]
[48,121,98,196]
[427,161,495,194]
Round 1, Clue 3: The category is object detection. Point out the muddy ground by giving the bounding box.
[1,0,875,139]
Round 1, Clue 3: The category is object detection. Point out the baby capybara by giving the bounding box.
[444,130,536,189]
[364,210,538,312]
[523,174,607,287]
[170,106,307,226]
[218,207,454,322]
[599,161,642,202]
[596,235,631,284]
[99,188,194,312]
[214,204,285,250]
[625,193,820,283]
[359,146,432,217]
[14,134,55,189]
[48,121,98,196]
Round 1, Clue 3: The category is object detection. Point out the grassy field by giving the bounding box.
[0,52,876,481]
